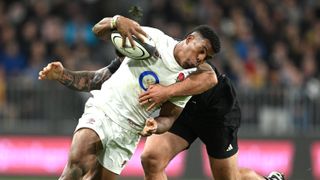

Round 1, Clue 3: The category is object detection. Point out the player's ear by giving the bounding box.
[186,34,195,44]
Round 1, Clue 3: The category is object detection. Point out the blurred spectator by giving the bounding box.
[0,23,16,47]
[23,40,47,80]
[64,2,97,46]
[7,2,27,26]
[20,19,39,56]
[41,16,64,53]
[0,41,27,76]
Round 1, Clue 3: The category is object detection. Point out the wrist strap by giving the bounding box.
[110,15,120,29]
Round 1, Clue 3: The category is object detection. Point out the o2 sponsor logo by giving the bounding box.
[138,71,159,91]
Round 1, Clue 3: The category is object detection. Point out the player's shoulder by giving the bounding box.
[141,26,172,43]
[198,62,222,77]
[197,63,213,71]
[141,26,165,36]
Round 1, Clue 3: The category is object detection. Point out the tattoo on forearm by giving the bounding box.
[59,67,112,92]
[59,69,76,88]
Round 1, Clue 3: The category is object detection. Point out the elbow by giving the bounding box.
[92,18,108,36]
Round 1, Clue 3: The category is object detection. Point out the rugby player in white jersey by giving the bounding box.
[40,15,220,180]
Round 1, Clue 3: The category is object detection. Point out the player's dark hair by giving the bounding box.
[188,25,221,54]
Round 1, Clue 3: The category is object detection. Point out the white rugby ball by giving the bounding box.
[111,31,156,60]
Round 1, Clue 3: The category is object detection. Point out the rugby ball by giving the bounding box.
[110,31,157,60]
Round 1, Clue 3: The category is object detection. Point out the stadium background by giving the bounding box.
[0,0,320,179]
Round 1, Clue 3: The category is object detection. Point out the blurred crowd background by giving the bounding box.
[1,0,320,136]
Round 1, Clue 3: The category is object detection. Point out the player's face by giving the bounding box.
[180,33,214,69]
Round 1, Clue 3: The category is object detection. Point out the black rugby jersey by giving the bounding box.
[186,63,241,127]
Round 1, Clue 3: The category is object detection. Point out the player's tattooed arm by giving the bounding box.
[59,67,111,92]
[59,57,122,91]
[39,57,123,91]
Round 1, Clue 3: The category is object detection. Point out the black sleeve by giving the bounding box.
[107,57,122,74]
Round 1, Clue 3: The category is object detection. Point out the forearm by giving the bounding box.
[92,17,114,39]
[154,102,182,134]
[168,70,217,97]
[154,116,176,134]
[58,68,111,92]
[58,57,122,91]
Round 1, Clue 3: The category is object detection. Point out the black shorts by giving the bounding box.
[169,75,240,159]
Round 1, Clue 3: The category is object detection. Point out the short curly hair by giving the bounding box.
[187,25,221,54]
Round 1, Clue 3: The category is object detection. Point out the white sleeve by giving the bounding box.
[169,96,192,108]
[141,26,166,43]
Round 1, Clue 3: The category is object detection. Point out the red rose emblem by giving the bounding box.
[177,72,185,82]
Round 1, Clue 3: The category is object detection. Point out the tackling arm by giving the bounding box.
[154,102,183,134]
[59,67,111,92]
[60,57,122,91]
[140,102,183,136]
[38,57,123,91]
[167,63,217,97]
[139,63,217,110]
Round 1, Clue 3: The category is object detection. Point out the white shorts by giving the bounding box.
[75,103,141,175]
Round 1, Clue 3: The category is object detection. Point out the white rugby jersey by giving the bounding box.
[90,27,196,132]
